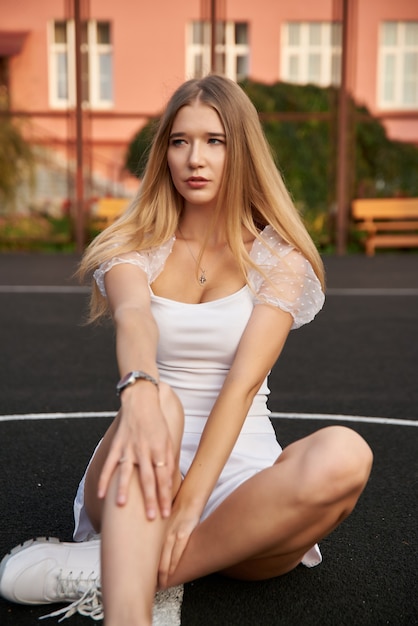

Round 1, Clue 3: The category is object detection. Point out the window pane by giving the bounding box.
[81,22,88,45]
[288,55,299,81]
[382,22,397,46]
[54,22,67,44]
[99,53,112,100]
[193,53,203,77]
[192,21,204,44]
[403,52,418,104]
[235,23,248,44]
[215,51,225,74]
[405,22,418,46]
[97,22,111,44]
[81,50,89,102]
[331,23,342,46]
[57,52,68,99]
[382,55,395,101]
[236,55,248,80]
[288,23,300,46]
[216,21,226,45]
[331,52,341,85]
[309,23,321,46]
[308,53,321,81]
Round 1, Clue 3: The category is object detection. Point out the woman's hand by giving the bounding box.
[158,497,202,588]
[97,384,175,520]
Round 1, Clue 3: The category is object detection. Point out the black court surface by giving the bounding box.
[0,252,417,625]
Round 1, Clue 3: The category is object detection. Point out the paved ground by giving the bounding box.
[0,251,417,625]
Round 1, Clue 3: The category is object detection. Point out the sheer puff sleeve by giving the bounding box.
[93,237,175,297]
[248,226,325,330]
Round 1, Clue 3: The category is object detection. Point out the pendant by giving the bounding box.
[199,270,207,285]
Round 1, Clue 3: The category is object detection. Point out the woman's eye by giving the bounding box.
[208,137,223,145]
[170,138,186,146]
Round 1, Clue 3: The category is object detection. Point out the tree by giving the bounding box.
[0,115,34,213]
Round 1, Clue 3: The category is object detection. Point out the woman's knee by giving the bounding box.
[294,426,373,506]
[319,426,372,501]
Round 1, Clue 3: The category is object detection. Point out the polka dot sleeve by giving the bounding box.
[93,237,175,297]
[248,226,325,329]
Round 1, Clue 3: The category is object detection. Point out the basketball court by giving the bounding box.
[0,252,417,625]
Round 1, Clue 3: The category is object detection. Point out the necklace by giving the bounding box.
[178,227,207,285]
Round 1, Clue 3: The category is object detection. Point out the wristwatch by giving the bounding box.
[116,370,159,396]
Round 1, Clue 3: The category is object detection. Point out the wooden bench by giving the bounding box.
[90,197,131,230]
[352,197,418,256]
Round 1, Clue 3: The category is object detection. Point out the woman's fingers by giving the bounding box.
[97,445,123,500]
[158,532,176,589]
[158,519,196,588]
[97,425,175,519]
[115,455,137,505]
[137,456,160,520]
[153,448,174,519]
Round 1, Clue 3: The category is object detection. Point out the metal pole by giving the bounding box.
[336,0,350,255]
[210,0,216,72]
[74,0,85,252]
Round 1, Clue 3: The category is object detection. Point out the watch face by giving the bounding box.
[117,372,133,389]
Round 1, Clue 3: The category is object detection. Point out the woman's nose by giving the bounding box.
[188,141,203,168]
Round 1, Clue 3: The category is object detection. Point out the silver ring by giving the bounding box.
[153,461,167,468]
[119,456,129,464]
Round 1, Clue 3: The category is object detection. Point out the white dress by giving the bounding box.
[73,226,325,567]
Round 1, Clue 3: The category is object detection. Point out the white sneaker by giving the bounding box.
[0,537,102,621]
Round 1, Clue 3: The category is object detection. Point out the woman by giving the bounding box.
[0,75,372,625]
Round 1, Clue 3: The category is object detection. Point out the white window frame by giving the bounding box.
[48,20,75,109]
[378,21,418,110]
[48,19,113,110]
[186,21,249,82]
[281,21,341,87]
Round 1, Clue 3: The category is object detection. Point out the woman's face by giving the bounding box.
[167,100,226,211]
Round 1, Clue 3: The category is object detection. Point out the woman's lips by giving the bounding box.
[186,177,209,188]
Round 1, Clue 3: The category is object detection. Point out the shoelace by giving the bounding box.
[39,570,103,622]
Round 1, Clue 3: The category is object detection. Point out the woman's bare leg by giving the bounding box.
[85,413,371,623]
[83,383,184,626]
[163,425,372,587]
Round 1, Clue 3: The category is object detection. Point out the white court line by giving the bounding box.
[0,411,116,421]
[0,285,89,293]
[270,412,417,426]
[326,288,418,296]
[1,285,418,296]
[0,411,416,426]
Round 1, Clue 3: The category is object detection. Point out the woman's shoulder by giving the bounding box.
[93,236,175,296]
[249,225,294,263]
[248,226,325,329]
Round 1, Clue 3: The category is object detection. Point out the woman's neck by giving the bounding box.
[178,211,227,247]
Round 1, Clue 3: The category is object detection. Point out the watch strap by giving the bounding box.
[116,370,159,396]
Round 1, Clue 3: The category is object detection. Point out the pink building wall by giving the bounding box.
[353,0,418,142]
[1,0,417,196]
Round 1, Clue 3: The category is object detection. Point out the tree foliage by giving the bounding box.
[0,115,34,213]
[124,80,418,245]
[125,117,160,179]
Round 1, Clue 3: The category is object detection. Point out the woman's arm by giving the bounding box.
[181,303,292,508]
[97,262,175,520]
[159,303,294,582]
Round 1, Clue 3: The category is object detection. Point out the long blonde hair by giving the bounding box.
[80,74,325,320]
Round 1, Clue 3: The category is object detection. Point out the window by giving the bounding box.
[49,20,113,109]
[187,21,249,82]
[281,22,341,87]
[378,21,418,109]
